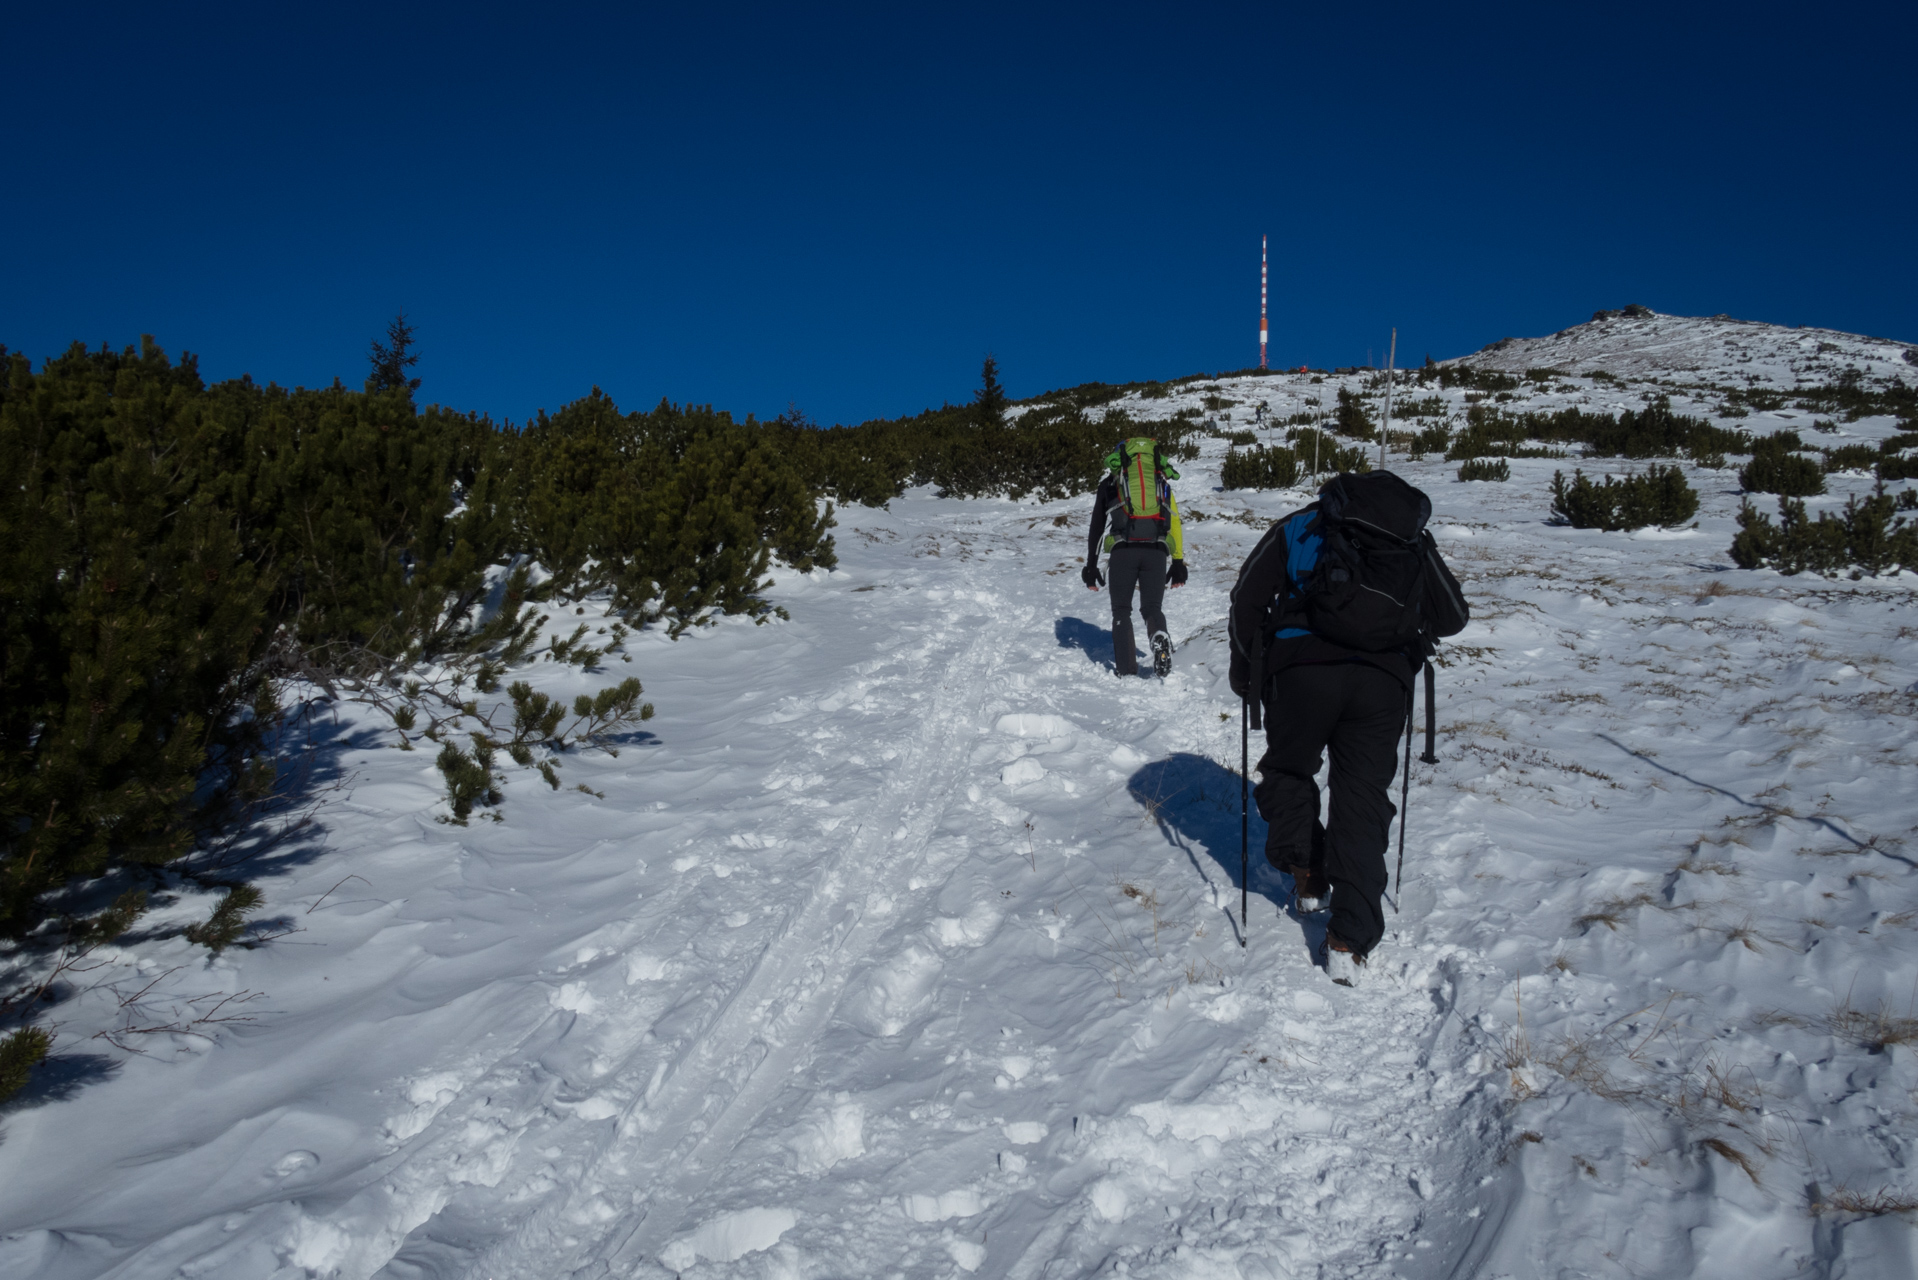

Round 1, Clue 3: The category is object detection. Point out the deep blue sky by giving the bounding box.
[3,2,1911,426]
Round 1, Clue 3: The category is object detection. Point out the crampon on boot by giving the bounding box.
[1150,632,1172,677]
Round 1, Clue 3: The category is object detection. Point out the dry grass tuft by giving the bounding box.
[1676,852,1739,877]
[1115,881,1169,957]
[1715,916,1787,953]
[1813,1186,1918,1218]
[1699,1137,1761,1185]
[1760,996,1918,1052]
[1577,890,1660,932]
[1824,1002,1918,1052]
[1496,991,1780,1186]
[1693,579,1752,604]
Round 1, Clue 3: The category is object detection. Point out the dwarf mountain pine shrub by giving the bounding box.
[1222,445,1302,491]
[1451,398,1743,463]
[1392,396,1448,420]
[0,341,283,937]
[509,391,836,635]
[1458,458,1510,482]
[1823,444,1881,473]
[1284,429,1372,477]
[436,736,503,825]
[1876,433,1918,481]
[1422,364,1520,391]
[1740,432,1826,497]
[1550,466,1698,530]
[1729,483,1918,578]
[1334,387,1375,440]
[1409,422,1452,459]
[1,330,828,942]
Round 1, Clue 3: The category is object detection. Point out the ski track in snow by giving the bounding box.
[2,310,1916,1279]
[518,595,1010,1274]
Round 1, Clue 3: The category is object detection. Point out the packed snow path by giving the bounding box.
[0,500,1507,1280]
[350,521,1502,1280]
[3,326,1917,1279]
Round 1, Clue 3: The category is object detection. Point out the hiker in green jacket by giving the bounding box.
[1083,437,1187,677]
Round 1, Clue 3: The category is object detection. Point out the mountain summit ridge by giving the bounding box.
[1450,307,1916,389]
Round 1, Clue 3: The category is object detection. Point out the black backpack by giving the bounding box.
[1298,471,1467,652]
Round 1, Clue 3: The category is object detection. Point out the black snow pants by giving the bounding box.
[1254,661,1405,955]
[1106,545,1168,676]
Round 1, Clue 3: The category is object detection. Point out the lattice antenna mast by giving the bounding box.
[1259,235,1268,371]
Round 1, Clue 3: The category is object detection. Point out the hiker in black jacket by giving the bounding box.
[1228,471,1467,984]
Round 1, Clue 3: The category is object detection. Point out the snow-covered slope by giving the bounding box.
[1455,307,1918,390]
[2,318,1915,1280]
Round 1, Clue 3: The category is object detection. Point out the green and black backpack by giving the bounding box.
[1103,437,1180,549]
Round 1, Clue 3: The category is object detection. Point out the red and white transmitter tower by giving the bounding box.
[1258,235,1268,370]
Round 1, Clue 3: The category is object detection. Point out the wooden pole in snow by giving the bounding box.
[1378,328,1397,471]
[1313,393,1322,476]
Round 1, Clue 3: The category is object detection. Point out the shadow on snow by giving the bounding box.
[1126,752,1320,957]
[1056,615,1153,672]
[0,1053,120,1119]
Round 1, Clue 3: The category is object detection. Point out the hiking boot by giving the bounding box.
[1150,632,1172,677]
[1322,933,1366,987]
[1287,866,1330,916]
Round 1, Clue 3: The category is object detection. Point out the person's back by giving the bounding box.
[1083,438,1188,677]
[1228,470,1467,983]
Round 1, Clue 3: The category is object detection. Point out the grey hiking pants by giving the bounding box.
[1106,545,1167,676]
[1254,661,1405,955]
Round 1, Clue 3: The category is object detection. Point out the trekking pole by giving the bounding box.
[1240,695,1249,943]
[1394,693,1412,912]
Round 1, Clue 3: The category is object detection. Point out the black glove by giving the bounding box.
[1081,562,1104,590]
[1168,559,1188,587]
[1229,659,1249,700]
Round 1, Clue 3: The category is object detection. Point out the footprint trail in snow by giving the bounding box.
[6,318,1916,1280]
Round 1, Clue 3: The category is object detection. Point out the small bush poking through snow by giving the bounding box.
[1730,482,1918,578]
[0,1026,52,1103]
[436,737,503,824]
[1822,444,1881,474]
[1409,422,1452,459]
[1739,432,1826,496]
[1333,387,1375,439]
[1457,458,1510,482]
[1221,445,1301,491]
[184,885,264,954]
[1549,466,1698,530]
